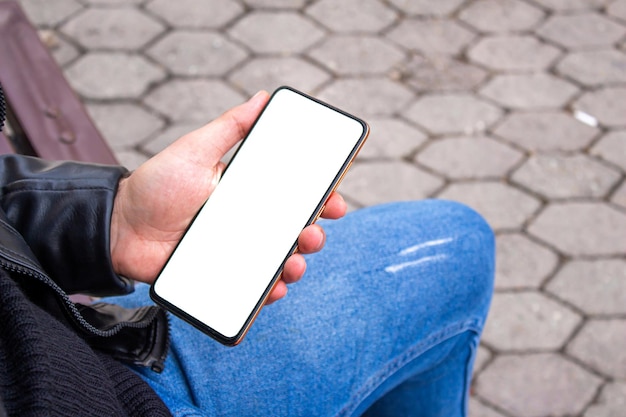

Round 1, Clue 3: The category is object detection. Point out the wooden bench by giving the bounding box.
[0,0,117,165]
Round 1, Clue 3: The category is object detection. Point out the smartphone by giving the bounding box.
[150,86,369,346]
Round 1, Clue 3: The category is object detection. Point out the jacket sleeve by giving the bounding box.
[0,154,133,296]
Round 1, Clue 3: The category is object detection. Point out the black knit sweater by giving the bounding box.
[0,267,172,416]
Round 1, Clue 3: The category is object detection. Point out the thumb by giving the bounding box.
[173,90,270,167]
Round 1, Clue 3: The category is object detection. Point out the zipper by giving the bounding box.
[0,254,157,338]
[0,83,6,131]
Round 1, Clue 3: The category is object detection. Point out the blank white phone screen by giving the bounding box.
[152,88,367,340]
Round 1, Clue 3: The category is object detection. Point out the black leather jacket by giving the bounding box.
[0,154,169,372]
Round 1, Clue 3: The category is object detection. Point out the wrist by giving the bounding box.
[110,175,130,277]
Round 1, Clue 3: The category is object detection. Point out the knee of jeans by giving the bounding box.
[343,199,495,325]
[438,199,495,325]
[435,198,494,255]
[400,199,495,326]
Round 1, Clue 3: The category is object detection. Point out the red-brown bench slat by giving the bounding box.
[0,1,117,165]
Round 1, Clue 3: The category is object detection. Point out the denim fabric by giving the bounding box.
[106,200,495,417]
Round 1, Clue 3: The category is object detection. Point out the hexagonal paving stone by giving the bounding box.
[306,0,397,33]
[567,319,626,379]
[244,0,307,8]
[557,49,626,87]
[143,80,245,123]
[459,0,545,33]
[612,181,626,209]
[475,354,602,417]
[468,35,561,72]
[584,382,626,417]
[547,259,626,316]
[530,0,611,11]
[404,94,503,135]
[147,31,248,77]
[415,136,523,179]
[146,0,243,28]
[608,0,626,22]
[480,73,579,109]
[357,118,427,160]
[80,0,144,4]
[317,79,414,117]
[228,11,324,54]
[386,19,476,56]
[141,122,204,155]
[436,182,541,230]
[60,8,164,50]
[591,130,626,170]
[495,233,558,289]
[228,57,330,97]
[114,150,149,171]
[536,12,626,49]
[397,55,488,92]
[338,161,444,207]
[40,30,80,67]
[86,103,165,150]
[512,154,621,199]
[88,0,145,4]
[574,87,626,128]
[308,36,404,76]
[528,202,626,256]
[469,398,506,417]
[492,111,599,152]
[65,53,166,100]
[474,345,492,373]
[482,292,582,351]
[19,0,83,27]
[387,0,466,16]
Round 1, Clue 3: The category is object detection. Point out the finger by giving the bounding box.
[320,192,347,220]
[265,280,288,304]
[282,253,306,284]
[172,90,270,167]
[297,224,326,254]
[207,90,270,155]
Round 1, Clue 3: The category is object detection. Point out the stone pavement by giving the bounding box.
[11,0,626,415]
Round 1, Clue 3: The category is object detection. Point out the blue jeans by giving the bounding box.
[107,200,495,417]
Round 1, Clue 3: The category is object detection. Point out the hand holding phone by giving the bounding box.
[150,87,369,345]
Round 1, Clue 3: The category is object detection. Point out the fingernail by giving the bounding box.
[315,226,326,251]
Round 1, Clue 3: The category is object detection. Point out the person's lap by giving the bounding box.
[105,200,494,417]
